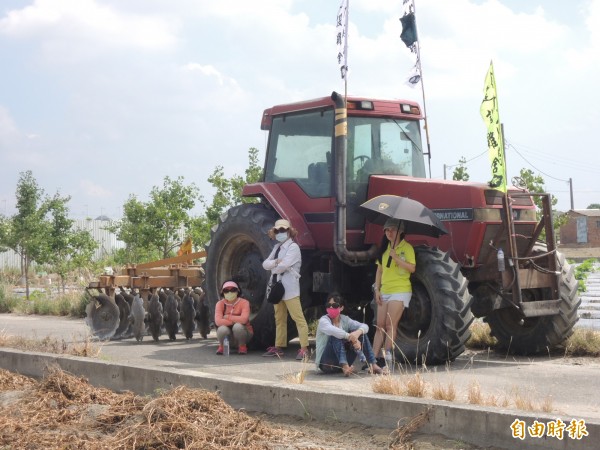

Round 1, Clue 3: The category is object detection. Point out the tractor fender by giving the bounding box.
[242,182,316,249]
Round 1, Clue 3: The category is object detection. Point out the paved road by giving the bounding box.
[1,313,599,423]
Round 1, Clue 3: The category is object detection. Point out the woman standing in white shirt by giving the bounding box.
[261,218,310,360]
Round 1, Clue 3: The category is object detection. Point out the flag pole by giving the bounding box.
[411,0,432,178]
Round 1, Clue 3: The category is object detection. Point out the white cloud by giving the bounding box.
[80,179,112,199]
[0,0,178,51]
[0,106,19,145]
[181,63,238,88]
[0,0,597,215]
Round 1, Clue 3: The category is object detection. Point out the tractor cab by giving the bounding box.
[260,95,426,230]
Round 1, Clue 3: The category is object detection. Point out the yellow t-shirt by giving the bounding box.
[377,239,415,294]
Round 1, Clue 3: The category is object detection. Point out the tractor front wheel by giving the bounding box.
[203,203,278,349]
[395,246,474,365]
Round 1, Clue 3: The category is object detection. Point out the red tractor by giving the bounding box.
[204,92,580,364]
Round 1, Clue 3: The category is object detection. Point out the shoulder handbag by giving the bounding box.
[267,245,285,304]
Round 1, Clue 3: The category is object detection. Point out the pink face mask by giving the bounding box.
[326,307,341,319]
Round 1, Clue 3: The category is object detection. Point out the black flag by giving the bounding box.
[400,12,417,48]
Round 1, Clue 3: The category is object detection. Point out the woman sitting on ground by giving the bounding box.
[315,292,385,376]
[214,280,253,355]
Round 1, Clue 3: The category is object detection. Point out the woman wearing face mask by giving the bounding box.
[261,218,310,360]
[315,292,384,376]
[214,280,253,355]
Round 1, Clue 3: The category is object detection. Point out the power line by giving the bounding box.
[506,140,596,174]
[506,142,570,183]
[445,149,488,169]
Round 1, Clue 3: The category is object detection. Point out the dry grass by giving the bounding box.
[405,372,426,398]
[540,395,554,413]
[372,373,405,395]
[389,407,431,450]
[0,368,36,391]
[512,387,536,411]
[431,380,456,401]
[466,380,483,405]
[466,321,497,349]
[0,367,302,449]
[0,330,101,357]
[562,328,600,357]
[282,351,312,384]
[372,372,427,398]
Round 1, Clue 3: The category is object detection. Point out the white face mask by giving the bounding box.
[223,292,238,301]
[275,231,288,242]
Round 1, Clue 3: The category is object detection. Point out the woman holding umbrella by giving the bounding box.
[372,218,416,366]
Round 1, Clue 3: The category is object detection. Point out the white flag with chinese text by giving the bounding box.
[336,0,349,79]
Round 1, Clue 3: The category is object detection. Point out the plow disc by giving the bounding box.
[86,251,206,340]
[85,293,120,340]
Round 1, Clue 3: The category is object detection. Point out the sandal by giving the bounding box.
[369,363,388,375]
[342,364,355,377]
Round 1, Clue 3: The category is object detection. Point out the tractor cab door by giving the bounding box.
[264,109,333,198]
[346,117,425,228]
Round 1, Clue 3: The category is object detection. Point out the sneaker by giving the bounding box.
[262,346,284,357]
[296,348,309,361]
[238,345,248,355]
[216,345,224,355]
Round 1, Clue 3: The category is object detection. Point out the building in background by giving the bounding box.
[560,209,600,247]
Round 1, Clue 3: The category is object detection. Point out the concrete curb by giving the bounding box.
[1,348,597,450]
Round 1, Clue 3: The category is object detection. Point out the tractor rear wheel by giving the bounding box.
[203,203,279,349]
[485,248,580,354]
[395,246,473,365]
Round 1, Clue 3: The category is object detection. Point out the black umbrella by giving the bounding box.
[359,195,448,238]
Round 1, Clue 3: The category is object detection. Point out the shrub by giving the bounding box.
[70,291,92,318]
[573,258,598,293]
[0,284,20,313]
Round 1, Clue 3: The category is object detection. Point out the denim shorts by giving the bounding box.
[381,292,412,308]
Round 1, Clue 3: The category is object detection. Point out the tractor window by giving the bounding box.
[265,109,333,197]
[349,117,424,185]
[346,117,425,228]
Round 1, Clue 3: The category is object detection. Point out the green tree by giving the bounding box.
[190,147,263,247]
[45,196,98,293]
[109,176,201,262]
[0,172,100,297]
[452,156,470,181]
[0,171,53,299]
[587,203,600,209]
[517,168,566,236]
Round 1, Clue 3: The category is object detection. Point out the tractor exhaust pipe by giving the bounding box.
[331,91,379,266]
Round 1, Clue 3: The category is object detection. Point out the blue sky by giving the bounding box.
[1,0,598,219]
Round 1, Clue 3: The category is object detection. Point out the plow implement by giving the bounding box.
[85,251,207,340]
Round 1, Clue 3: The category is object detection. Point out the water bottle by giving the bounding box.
[356,348,367,363]
[223,336,230,357]
[381,348,391,365]
[497,248,505,272]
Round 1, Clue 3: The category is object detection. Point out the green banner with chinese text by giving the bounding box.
[480,61,507,193]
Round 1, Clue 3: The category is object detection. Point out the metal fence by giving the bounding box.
[0,219,125,269]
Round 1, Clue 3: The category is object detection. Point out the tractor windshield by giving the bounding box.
[346,116,425,228]
[348,116,425,182]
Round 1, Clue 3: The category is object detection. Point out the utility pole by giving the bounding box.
[569,178,574,210]
[443,164,447,180]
